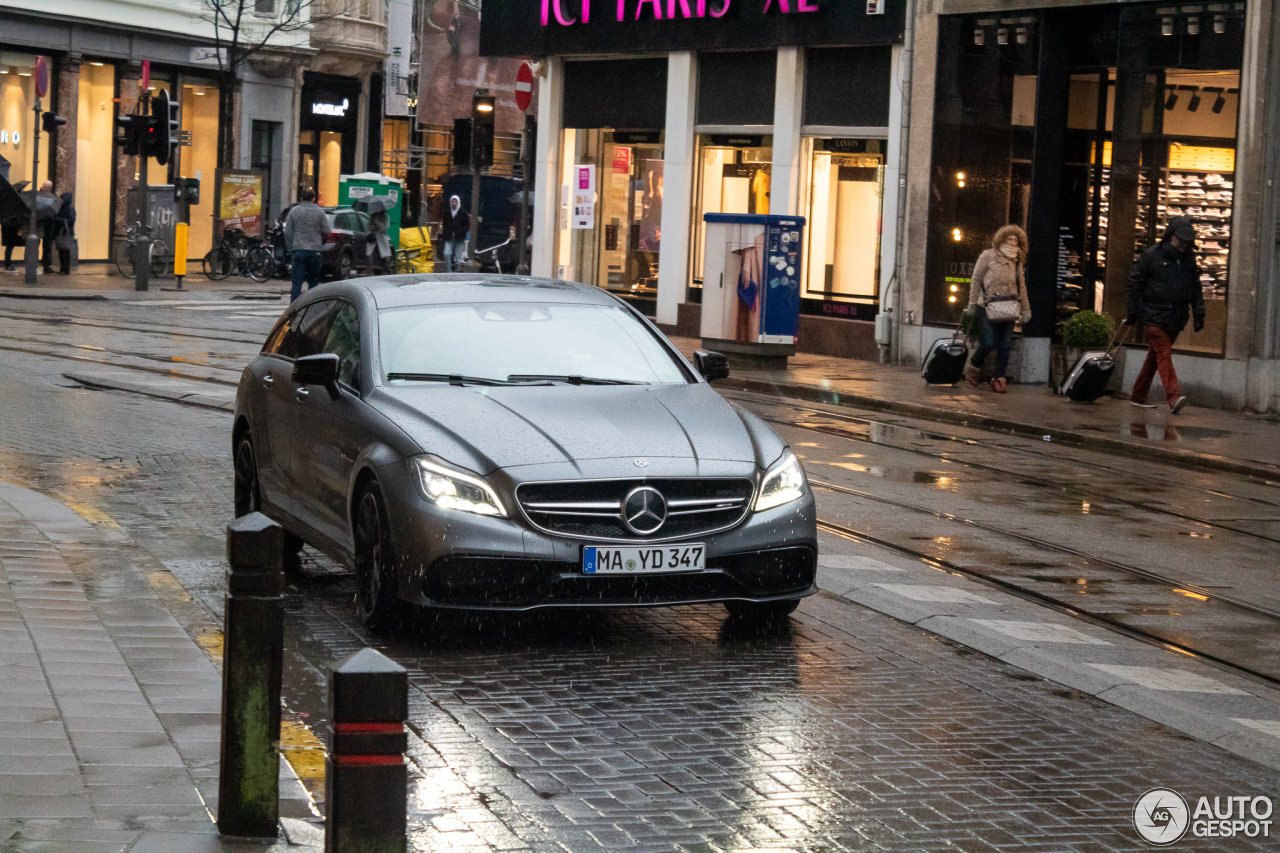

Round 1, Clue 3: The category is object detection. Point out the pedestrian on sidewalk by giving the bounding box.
[1125,216,1204,415]
[285,188,331,301]
[440,195,468,272]
[966,224,1031,394]
[365,208,392,276]
[54,192,76,275]
[37,181,59,274]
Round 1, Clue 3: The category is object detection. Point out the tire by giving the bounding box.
[282,530,305,575]
[246,245,275,282]
[353,484,401,632]
[723,599,800,623]
[233,431,261,518]
[150,244,172,279]
[204,246,235,280]
[115,240,135,278]
[336,251,353,280]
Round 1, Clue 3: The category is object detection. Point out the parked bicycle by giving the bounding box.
[475,235,514,273]
[203,228,274,282]
[114,224,172,280]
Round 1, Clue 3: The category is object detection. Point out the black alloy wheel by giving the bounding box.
[353,484,400,631]
[337,251,354,280]
[723,599,800,623]
[233,432,261,518]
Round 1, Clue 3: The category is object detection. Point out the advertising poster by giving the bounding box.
[418,0,535,133]
[571,165,595,229]
[638,160,663,252]
[216,170,264,235]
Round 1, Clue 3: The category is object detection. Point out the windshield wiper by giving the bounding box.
[506,374,645,385]
[386,373,511,386]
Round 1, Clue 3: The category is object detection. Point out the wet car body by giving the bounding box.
[233,274,817,625]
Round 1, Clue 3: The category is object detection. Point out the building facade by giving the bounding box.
[897,0,1278,412]
[482,0,907,356]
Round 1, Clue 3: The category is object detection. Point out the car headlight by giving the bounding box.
[754,449,807,512]
[411,456,507,517]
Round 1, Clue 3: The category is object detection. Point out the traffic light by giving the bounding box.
[471,94,495,170]
[41,112,67,133]
[150,88,180,166]
[452,118,471,169]
[114,113,141,156]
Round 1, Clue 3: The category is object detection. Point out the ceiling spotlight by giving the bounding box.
[973,28,985,46]
[1016,26,1028,45]
[1213,14,1225,34]
[1162,16,1175,36]
[1212,89,1227,113]
[997,28,1008,46]
[1187,16,1200,35]
[1187,87,1201,112]
[1164,88,1179,110]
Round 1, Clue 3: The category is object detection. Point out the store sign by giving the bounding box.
[312,98,350,117]
[482,0,904,55]
[571,165,596,228]
[0,130,20,148]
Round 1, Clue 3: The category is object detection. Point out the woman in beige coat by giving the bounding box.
[967,224,1031,393]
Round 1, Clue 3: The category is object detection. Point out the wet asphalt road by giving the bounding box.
[1,293,1278,850]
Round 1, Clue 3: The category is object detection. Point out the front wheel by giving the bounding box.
[353,484,401,632]
[723,599,800,623]
[233,431,261,518]
[246,245,275,282]
[114,240,135,278]
[204,246,235,280]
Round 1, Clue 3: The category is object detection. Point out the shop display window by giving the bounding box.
[556,128,664,315]
[180,78,219,258]
[925,3,1244,356]
[690,135,772,298]
[800,138,885,320]
[1,51,51,263]
[75,62,115,262]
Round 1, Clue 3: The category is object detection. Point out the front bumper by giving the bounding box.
[378,461,818,610]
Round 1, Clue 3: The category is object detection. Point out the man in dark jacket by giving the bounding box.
[1125,216,1205,414]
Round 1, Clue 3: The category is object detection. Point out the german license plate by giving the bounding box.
[583,543,705,574]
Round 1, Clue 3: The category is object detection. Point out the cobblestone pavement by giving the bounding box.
[1,293,1278,851]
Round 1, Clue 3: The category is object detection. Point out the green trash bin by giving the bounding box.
[338,173,404,249]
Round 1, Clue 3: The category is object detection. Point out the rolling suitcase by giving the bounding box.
[921,329,969,386]
[1059,322,1130,402]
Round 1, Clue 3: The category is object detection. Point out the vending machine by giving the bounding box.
[700,213,805,364]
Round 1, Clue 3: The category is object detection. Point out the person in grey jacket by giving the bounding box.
[285,189,331,301]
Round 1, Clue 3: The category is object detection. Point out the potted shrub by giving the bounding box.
[1051,310,1122,392]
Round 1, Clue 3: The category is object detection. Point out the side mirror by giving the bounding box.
[292,353,341,399]
[694,350,730,383]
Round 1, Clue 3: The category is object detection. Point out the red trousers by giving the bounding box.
[1130,325,1180,404]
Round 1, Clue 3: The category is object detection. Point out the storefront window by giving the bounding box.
[801,138,885,320]
[75,61,116,261]
[691,134,772,296]
[556,128,664,315]
[926,3,1245,356]
[1,51,52,264]
[180,79,219,258]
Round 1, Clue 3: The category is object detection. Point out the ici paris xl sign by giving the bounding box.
[541,0,817,26]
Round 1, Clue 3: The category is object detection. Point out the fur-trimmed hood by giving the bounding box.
[990,224,1028,264]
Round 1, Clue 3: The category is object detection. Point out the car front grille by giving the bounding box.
[515,478,755,541]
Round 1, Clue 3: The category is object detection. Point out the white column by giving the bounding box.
[656,51,698,326]
[770,46,804,216]
[531,57,565,279]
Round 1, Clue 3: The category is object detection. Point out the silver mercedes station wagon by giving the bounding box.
[233,274,817,629]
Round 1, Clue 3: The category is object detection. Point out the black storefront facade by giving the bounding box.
[298,72,363,207]
[900,0,1279,410]
[481,0,908,358]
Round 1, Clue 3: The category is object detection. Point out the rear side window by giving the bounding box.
[322,304,362,390]
[281,300,342,359]
[262,313,294,355]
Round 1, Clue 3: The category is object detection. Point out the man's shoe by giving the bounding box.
[1130,399,1156,408]
[1169,395,1188,414]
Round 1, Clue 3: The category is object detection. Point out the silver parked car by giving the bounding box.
[233,274,817,629]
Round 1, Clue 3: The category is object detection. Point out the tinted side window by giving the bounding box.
[322,304,362,390]
[262,313,293,355]
[337,213,356,231]
[355,212,370,231]
[282,301,341,359]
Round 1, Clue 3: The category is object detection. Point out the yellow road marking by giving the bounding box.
[67,502,120,528]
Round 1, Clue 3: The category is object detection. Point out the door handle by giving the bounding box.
[295,387,310,399]
[262,374,274,386]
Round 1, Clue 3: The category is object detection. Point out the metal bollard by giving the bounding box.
[217,512,285,838]
[325,648,408,853]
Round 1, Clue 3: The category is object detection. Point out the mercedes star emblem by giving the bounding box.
[622,486,667,536]
[633,459,648,467]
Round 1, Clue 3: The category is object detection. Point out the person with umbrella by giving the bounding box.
[355,195,394,275]
[37,181,60,274]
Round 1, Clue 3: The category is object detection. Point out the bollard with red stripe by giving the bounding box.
[325,648,408,853]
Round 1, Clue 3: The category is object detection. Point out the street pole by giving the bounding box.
[133,92,151,292]
[22,97,41,285]
[464,162,482,272]
[516,116,531,276]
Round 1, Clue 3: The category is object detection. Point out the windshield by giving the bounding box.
[378,302,688,385]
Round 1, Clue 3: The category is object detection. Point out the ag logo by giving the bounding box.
[1133,788,1189,845]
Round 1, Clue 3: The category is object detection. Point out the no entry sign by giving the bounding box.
[515,62,534,112]
[34,56,49,99]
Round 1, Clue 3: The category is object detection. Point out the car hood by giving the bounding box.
[368,382,784,475]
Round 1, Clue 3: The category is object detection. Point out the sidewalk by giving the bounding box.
[0,265,286,299]
[668,336,1280,480]
[0,480,316,852]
